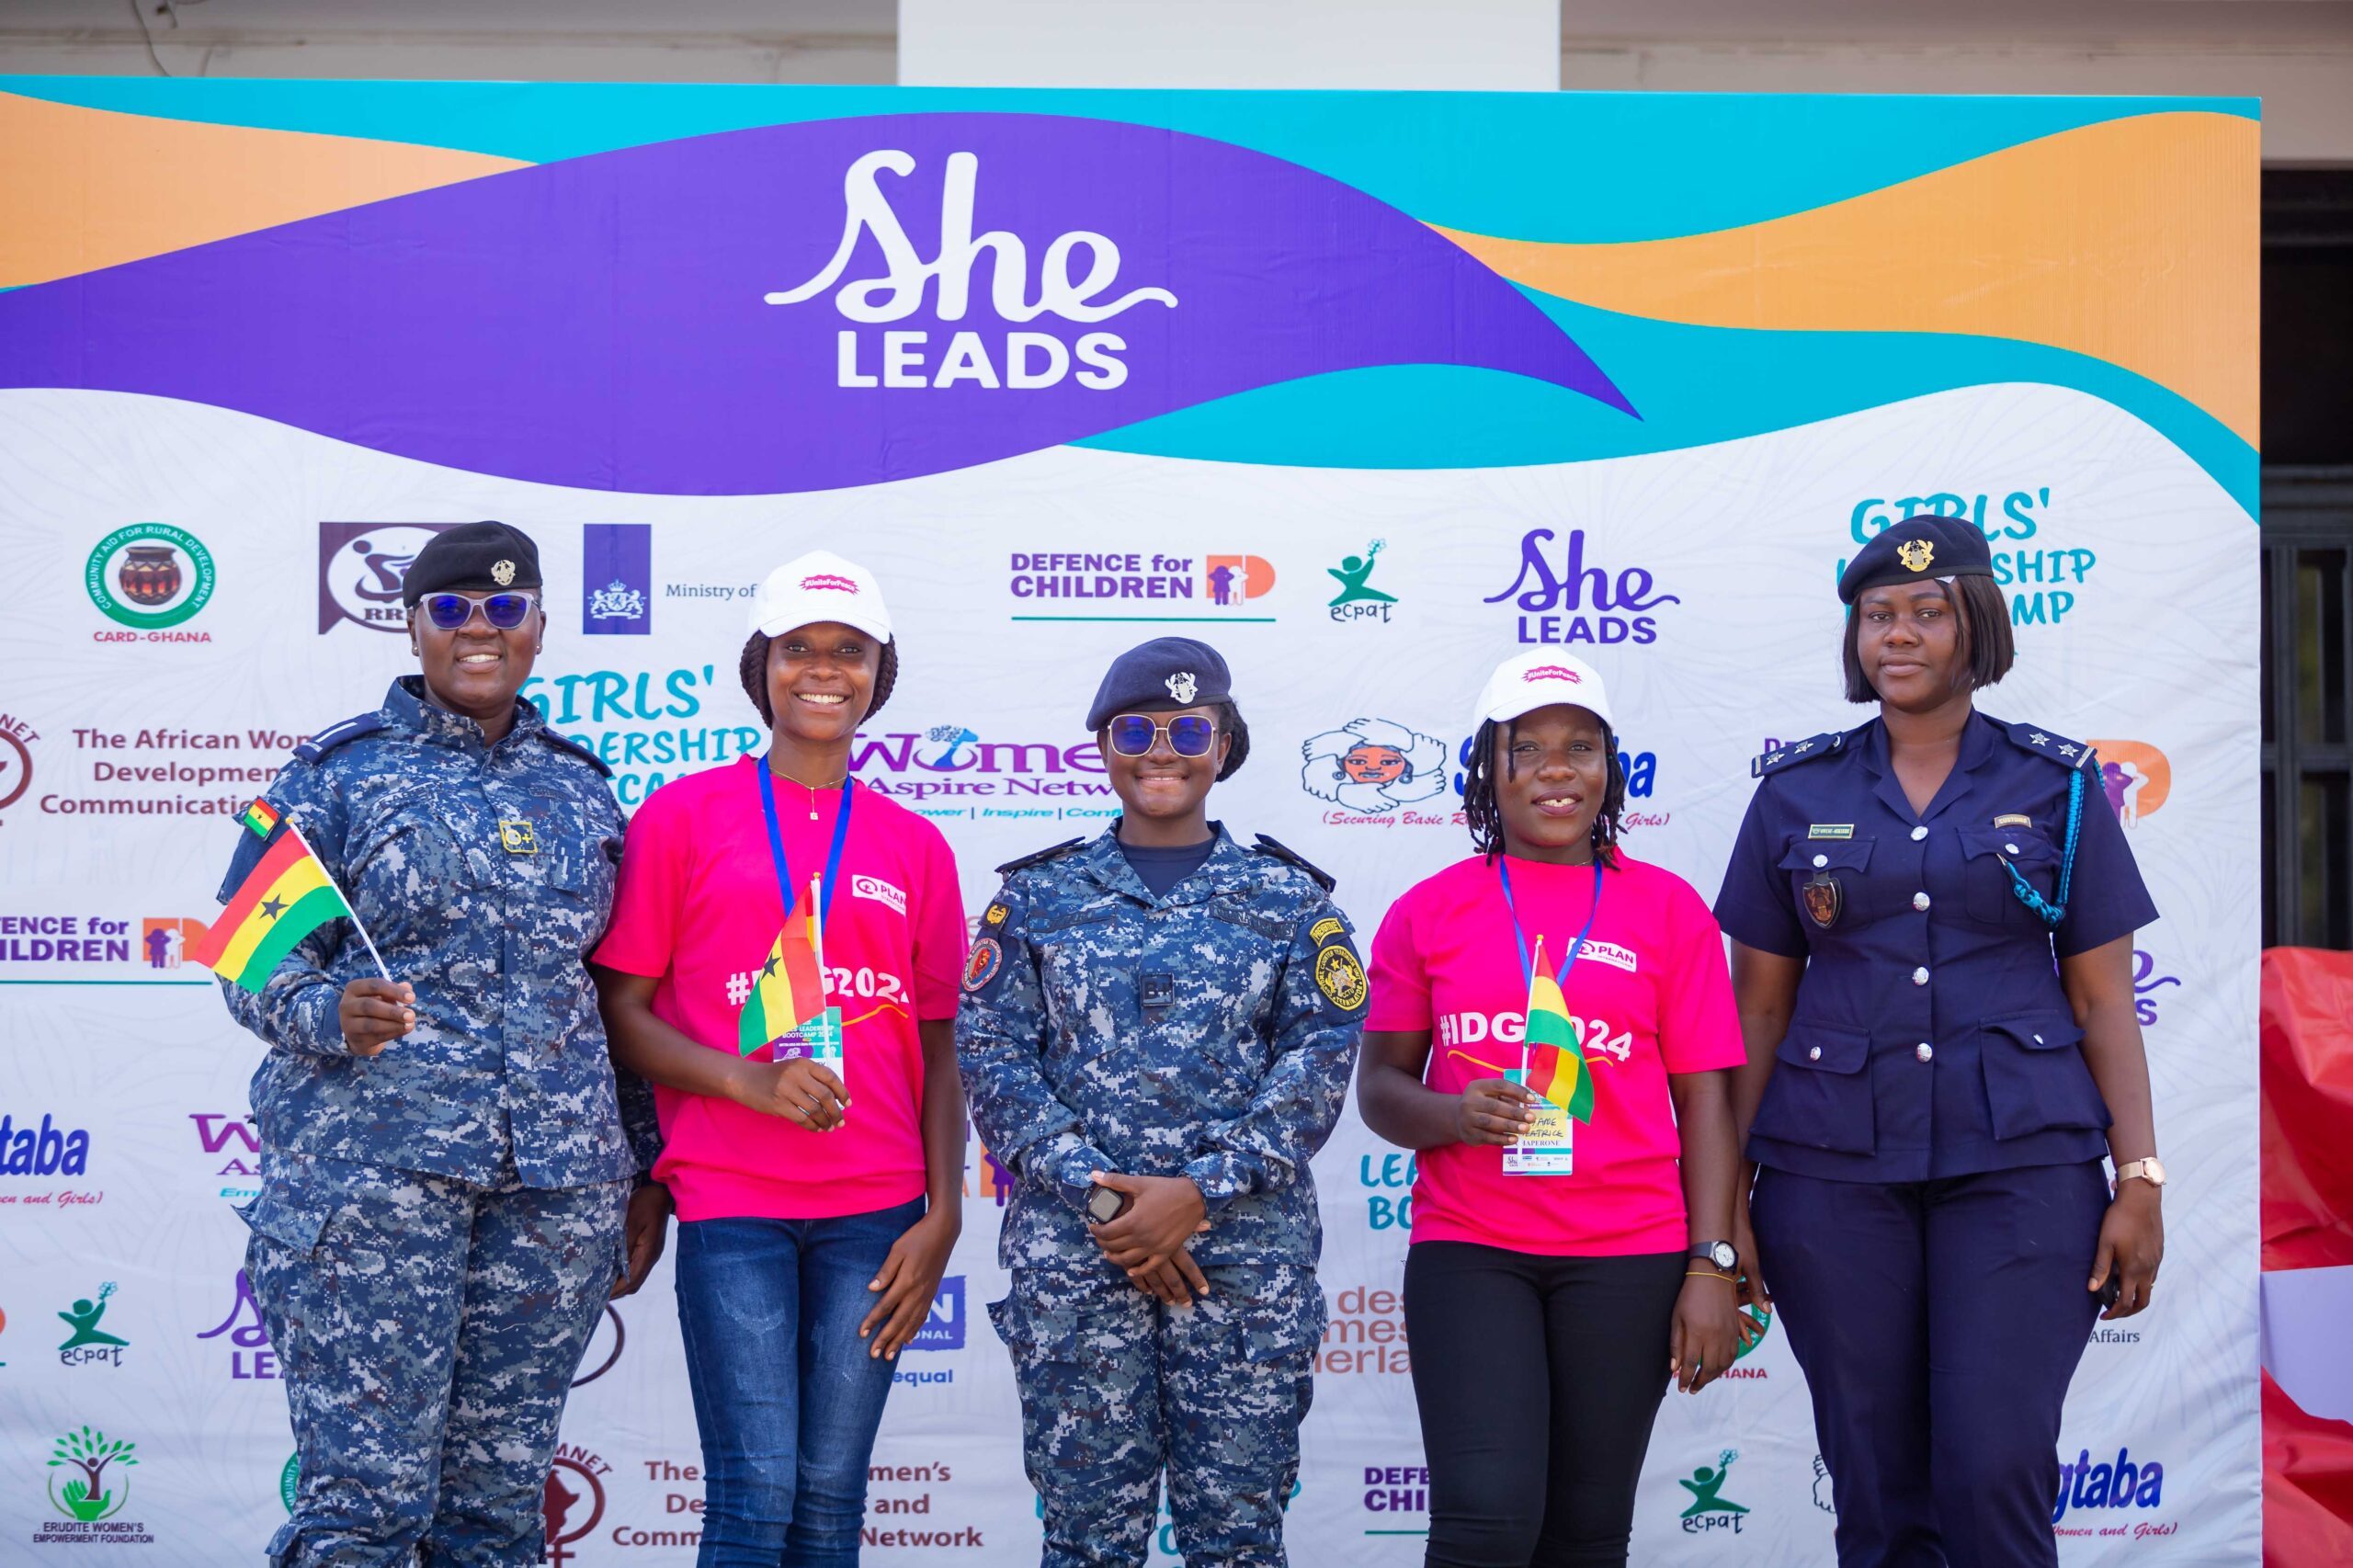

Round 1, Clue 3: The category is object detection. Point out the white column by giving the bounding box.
[899,0,1559,90]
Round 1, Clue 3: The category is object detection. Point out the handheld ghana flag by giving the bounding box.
[191,802,381,991]
[1521,935,1595,1123]
[738,876,828,1054]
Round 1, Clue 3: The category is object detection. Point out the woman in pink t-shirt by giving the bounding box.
[1357,649,1750,1568]
[591,550,967,1568]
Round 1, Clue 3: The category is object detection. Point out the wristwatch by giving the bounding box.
[2115,1157,2167,1190]
[1689,1241,1739,1273]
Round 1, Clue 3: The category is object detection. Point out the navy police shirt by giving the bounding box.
[1714,711,2157,1182]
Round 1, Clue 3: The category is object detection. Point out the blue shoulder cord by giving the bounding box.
[2002,767,2082,929]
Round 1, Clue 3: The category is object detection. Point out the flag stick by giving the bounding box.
[279,813,393,983]
[809,873,828,985]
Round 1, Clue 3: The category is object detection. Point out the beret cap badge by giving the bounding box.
[491,559,517,586]
[1896,540,1934,573]
[1165,671,1198,704]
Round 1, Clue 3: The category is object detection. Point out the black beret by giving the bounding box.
[1085,637,1233,731]
[402,521,543,607]
[1838,516,1995,605]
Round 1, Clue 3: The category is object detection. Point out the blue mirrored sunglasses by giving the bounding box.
[420,591,538,631]
[1107,713,1218,758]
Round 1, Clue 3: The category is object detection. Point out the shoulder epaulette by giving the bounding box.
[2002,720,2098,770]
[995,838,1085,877]
[1251,833,1336,893]
[1751,731,1846,779]
[293,712,388,764]
[536,728,613,778]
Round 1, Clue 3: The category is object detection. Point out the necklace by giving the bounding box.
[768,762,848,820]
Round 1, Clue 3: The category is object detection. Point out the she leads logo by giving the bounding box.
[767,149,1175,392]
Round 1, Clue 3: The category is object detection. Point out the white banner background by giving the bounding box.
[0,378,2257,1562]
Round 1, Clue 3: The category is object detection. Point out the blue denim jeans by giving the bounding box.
[675,1197,925,1568]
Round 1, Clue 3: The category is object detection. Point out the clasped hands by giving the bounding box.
[1088,1171,1212,1307]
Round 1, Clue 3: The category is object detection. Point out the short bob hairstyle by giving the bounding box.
[1843,574,2015,703]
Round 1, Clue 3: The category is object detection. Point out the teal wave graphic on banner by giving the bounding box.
[1078,294,2259,520]
[0,112,1631,495]
[0,78,2257,243]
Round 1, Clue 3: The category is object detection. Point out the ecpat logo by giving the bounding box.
[767,149,1176,392]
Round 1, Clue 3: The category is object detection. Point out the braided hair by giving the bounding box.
[1211,699,1250,781]
[1460,717,1626,868]
[738,631,898,726]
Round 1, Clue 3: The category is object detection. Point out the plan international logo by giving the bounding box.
[767,149,1176,392]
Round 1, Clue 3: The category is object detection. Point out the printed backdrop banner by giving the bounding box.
[0,81,2258,1564]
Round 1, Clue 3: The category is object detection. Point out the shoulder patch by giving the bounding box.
[995,837,1086,877]
[293,711,387,764]
[536,727,613,778]
[961,937,1005,994]
[1751,731,1847,780]
[2002,720,2098,770]
[1251,833,1336,893]
[1313,942,1369,1013]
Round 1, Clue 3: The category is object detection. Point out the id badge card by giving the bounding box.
[1500,1066,1574,1176]
[772,1006,846,1088]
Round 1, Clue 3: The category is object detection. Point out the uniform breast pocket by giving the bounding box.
[1778,839,1874,933]
[1960,828,2060,927]
[1752,1020,1875,1153]
[353,790,496,916]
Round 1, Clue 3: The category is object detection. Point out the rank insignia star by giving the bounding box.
[2029,732,2051,746]
[1794,741,1815,753]
[2057,744,2079,758]
[1768,751,1786,766]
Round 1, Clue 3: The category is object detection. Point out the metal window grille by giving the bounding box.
[2263,476,2353,949]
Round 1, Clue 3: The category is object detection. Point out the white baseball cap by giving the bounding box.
[748,550,893,642]
[1472,648,1614,731]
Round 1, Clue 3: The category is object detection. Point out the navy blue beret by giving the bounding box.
[402,521,542,607]
[1838,516,1994,605]
[1085,637,1232,730]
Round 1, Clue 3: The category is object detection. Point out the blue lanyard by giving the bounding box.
[756,755,855,927]
[1496,858,1605,990]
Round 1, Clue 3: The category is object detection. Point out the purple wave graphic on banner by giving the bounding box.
[0,113,1631,494]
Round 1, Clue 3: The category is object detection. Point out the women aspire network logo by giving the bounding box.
[766,150,1176,392]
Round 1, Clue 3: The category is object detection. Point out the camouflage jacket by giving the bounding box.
[215,676,658,1188]
[957,824,1367,1269]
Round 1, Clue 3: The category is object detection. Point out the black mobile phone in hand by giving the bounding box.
[1086,1185,1131,1226]
[2096,1273,2124,1311]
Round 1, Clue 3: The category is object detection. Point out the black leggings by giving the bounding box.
[1404,1241,1685,1568]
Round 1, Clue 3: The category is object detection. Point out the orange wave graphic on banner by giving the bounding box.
[1435,112,2256,447]
[0,91,526,289]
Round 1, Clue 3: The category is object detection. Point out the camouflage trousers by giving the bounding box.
[242,1152,630,1567]
[991,1259,1324,1568]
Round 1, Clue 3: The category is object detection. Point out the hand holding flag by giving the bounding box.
[193,799,403,1050]
[1520,935,1596,1124]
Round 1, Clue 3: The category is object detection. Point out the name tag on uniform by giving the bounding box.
[497,820,539,855]
[1993,812,2032,829]
[1501,1067,1574,1176]
[1807,824,1854,840]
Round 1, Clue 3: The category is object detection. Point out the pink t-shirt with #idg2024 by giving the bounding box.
[1366,852,1745,1256]
[593,757,967,1221]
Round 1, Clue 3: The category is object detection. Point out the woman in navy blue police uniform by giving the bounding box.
[1715,516,2165,1568]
